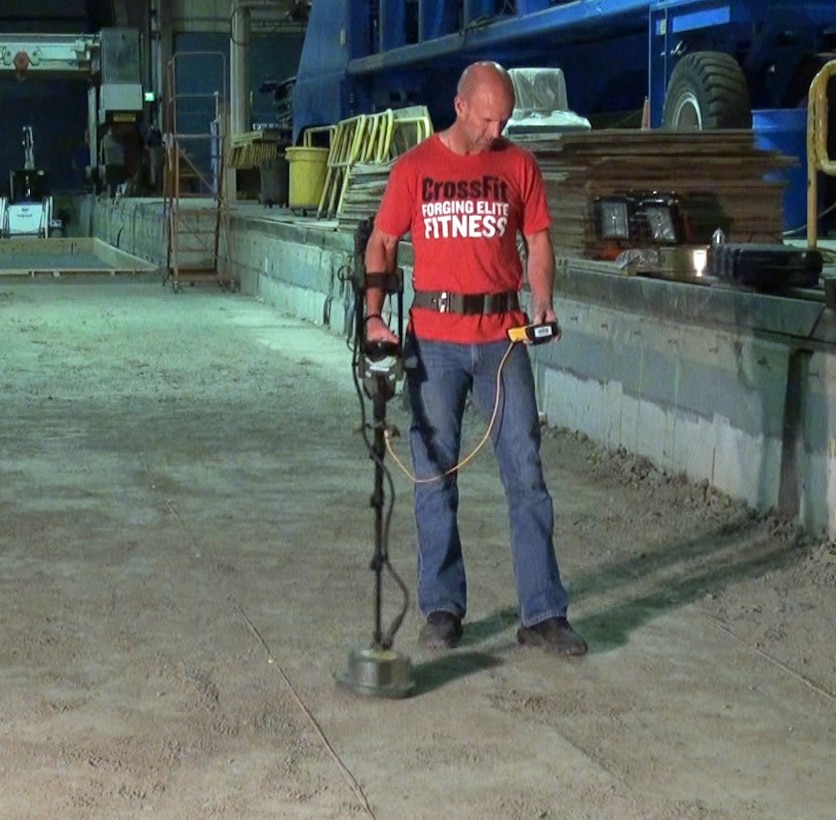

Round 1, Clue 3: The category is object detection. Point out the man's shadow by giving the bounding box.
[410,517,802,692]
[410,607,516,695]
[568,516,802,651]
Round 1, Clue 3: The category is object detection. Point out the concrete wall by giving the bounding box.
[534,269,836,538]
[92,197,836,538]
[86,196,168,251]
[535,302,788,492]
[228,214,356,337]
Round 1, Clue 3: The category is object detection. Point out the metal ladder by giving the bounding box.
[163,51,237,292]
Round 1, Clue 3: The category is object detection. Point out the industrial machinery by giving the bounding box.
[292,1,836,232]
[0,28,144,194]
[0,127,56,239]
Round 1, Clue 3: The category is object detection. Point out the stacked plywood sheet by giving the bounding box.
[336,161,394,231]
[227,130,279,169]
[517,130,796,259]
[332,130,798,270]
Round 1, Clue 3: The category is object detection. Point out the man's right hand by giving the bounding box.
[365,315,400,345]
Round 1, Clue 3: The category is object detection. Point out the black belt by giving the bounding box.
[412,290,520,315]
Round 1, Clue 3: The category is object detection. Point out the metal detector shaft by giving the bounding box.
[370,385,388,646]
[337,218,414,697]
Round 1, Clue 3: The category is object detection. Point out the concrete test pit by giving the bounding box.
[0,237,159,278]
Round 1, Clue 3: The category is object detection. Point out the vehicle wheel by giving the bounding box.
[662,51,752,130]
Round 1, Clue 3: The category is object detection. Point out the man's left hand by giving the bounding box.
[529,304,562,343]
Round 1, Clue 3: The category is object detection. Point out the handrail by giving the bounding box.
[807,59,836,248]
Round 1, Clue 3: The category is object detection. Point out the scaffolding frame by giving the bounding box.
[164,51,237,292]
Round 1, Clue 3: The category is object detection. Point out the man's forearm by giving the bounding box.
[526,232,556,318]
[366,288,387,317]
[364,227,399,325]
[528,263,554,309]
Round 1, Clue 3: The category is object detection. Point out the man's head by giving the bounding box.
[451,61,515,154]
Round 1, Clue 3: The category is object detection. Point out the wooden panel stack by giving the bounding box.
[517,130,797,258]
[336,161,394,230]
[227,130,279,169]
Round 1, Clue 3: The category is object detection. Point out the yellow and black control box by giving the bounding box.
[507,322,561,345]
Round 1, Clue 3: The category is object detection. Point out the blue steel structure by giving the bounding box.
[293,0,836,137]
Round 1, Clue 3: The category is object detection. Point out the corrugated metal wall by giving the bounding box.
[173,31,303,128]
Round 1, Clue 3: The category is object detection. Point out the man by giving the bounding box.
[364,61,586,656]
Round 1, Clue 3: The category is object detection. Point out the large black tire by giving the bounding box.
[662,51,752,130]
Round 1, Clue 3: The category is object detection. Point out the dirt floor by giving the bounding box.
[0,276,833,820]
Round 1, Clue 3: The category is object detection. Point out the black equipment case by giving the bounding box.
[707,243,823,290]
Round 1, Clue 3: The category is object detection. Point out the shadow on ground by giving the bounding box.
[570,516,804,652]
[411,651,505,696]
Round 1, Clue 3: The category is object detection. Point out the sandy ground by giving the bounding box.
[0,276,833,820]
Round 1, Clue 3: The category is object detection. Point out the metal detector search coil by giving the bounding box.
[507,321,560,345]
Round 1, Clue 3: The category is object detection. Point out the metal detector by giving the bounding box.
[336,217,415,698]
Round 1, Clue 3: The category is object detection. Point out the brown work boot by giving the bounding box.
[419,611,463,650]
[517,616,588,656]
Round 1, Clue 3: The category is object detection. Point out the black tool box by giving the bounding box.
[707,243,823,290]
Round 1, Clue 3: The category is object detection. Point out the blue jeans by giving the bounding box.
[404,334,570,627]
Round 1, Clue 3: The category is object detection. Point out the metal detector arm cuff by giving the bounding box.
[352,217,404,354]
[361,269,405,362]
[363,271,402,295]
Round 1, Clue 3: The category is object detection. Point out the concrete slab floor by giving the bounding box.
[0,277,833,820]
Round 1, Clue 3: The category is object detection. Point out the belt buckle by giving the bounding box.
[436,291,450,313]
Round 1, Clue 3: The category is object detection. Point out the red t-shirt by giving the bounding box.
[374,134,551,342]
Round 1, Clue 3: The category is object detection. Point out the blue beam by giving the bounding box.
[349,0,655,75]
[654,0,836,27]
[350,0,836,78]
[656,5,732,35]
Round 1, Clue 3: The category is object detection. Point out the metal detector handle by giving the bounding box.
[353,218,374,348]
[353,217,373,295]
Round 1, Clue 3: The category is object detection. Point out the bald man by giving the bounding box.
[365,61,586,656]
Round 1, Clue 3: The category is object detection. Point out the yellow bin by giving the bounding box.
[286,146,329,210]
